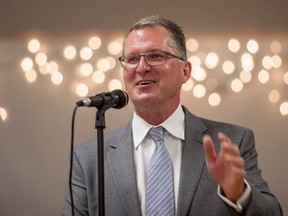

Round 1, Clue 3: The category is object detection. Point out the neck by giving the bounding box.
[134,101,179,125]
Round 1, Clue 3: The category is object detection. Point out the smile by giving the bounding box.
[137,80,156,86]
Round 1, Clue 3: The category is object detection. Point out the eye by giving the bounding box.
[125,55,139,64]
[147,52,166,61]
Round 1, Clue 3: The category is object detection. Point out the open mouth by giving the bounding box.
[137,80,156,86]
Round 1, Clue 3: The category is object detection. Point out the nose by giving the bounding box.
[136,56,151,75]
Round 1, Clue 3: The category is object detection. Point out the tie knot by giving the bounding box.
[149,126,164,143]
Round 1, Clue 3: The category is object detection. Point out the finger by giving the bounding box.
[218,132,232,144]
[203,134,217,164]
[223,153,245,169]
[218,132,240,156]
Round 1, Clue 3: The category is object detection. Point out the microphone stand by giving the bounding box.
[95,108,107,216]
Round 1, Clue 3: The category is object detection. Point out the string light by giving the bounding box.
[205,52,219,69]
[108,40,122,55]
[222,60,235,75]
[231,79,243,92]
[186,38,199,52]
[269,90,280,103]
[108,79,122,90]
[247,39,259,54]
[88,36,101,50]
[25,69,37,83]
[283,72,288,85]
[258,70,270,84]
[79,47,93,61]
[80,63,93,77]
[63,46,77,60]
[28,39,40,53]
[0,107,8,121]
[97,58,111,72]
[228,38,241,53]
[182,78,194,91]
[92,70,105,84]
[279,102,288,116]
[193,84,206,98]
[14,33,288,120]
[76,83,89,97]
[51,71,63,85]
[208,93,221,106]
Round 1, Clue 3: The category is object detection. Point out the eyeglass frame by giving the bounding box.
[118,50,185,69]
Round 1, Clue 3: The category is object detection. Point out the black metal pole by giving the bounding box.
[96,109,106,216]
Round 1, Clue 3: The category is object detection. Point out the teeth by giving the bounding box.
[138,80,154,85]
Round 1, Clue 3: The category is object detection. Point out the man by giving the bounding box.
[62,15,283,215]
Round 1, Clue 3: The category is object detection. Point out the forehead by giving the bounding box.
[123,26,171,53]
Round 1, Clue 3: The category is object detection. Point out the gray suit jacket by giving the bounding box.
[62,106,282,216]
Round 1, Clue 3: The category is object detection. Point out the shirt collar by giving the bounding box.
[132,104,185,149]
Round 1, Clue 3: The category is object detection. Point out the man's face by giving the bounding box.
[122,26,191,110]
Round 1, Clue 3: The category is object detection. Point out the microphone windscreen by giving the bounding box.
[113,90,129,109]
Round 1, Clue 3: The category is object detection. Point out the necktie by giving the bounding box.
[145,126,175,216]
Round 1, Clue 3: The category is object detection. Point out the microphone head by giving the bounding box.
[112,89,129,109]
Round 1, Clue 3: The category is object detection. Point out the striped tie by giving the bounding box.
[145,126,175,216]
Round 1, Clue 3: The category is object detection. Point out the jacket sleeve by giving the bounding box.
[232,128,283,215]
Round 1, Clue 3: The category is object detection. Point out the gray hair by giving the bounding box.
[124,15,187,60]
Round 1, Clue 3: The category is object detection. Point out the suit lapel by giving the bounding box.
[106,123,142,216]
[177,107,207,216]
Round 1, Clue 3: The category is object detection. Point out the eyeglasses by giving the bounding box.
[118,50,184,69]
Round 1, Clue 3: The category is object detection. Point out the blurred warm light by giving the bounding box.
[92,70,105,84]
[241,53,254,72]
[192,66,206,81]
[106,57,117,70]
[240,70,252,83]
[182,78,194,91]
[188,56,201,67]
[269,89,280,103]
[80,47,93,60]
[28,39,40,53]
[25,69,37,83]
[88,36,101,50]
[280,101,288,116]
[205,52,219,69]
[97,58,111,72]
[231,79,243,92]
[48,61,59,74]
[108,79,122,90]
[283,72,288,85]
[0,107,8,122]
[193,84,206,98]
[39,63,51,75]
[247,39,259,54]
[222,60,235,75]
[208,93,221,106]
[270,41,282,54]
[63,45,77,60]
[80,63,93,76]
[108,40,122,55]
[16,33,288,117]
[51,71,63,85]
[186,38,199,52]
[228,38,240,53]
[21,57,34,72]
[258,70,270,84]
[262,56,273,70]
[76,83,89,97]
[35,52,47,66]
[272,55,282,68]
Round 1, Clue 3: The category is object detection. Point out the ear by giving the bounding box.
[181,60,192,83]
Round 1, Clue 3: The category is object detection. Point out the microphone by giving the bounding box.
[76,89,129,110]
